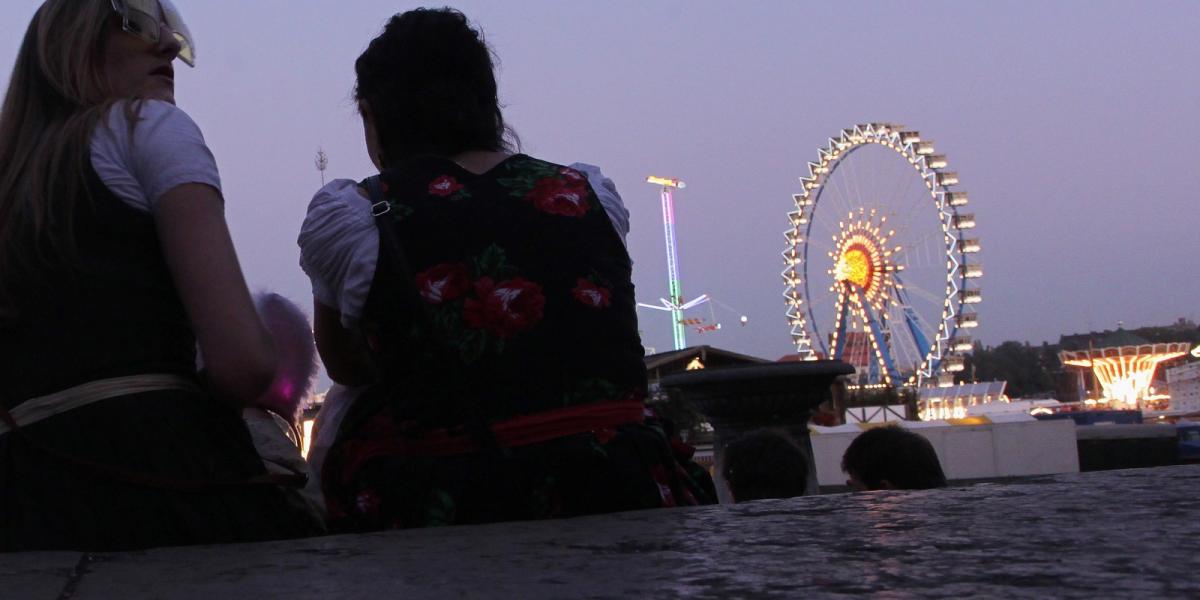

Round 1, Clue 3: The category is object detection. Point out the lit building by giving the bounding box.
[1167,361,1200,414]
[917,380,1008,421]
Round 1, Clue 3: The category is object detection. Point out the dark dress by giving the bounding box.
[322,155,712,531]
[0,169,323,552]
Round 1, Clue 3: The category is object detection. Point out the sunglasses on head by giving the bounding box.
[110,0,196,67]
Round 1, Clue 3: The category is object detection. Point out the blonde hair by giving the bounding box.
[0,0,126,313]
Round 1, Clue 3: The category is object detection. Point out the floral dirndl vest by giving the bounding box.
[333,155,648,457]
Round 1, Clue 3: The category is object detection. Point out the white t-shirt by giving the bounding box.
[89,100,222,212]
[298,162,631,329]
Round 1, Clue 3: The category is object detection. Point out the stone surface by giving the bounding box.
[0,552,80,600]
[5,465,1200,598]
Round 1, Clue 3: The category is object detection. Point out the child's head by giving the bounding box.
[722,429,809,503]
[841,426,947,491]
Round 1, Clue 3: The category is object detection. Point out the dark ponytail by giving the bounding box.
[355,8,512,164]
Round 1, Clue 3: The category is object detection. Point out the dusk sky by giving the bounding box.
[3,1,1198,369]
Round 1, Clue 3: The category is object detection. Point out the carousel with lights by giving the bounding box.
[783,123,981,395]
[1060,341,1191,411]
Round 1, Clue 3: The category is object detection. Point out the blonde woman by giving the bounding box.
[0,0,321,551]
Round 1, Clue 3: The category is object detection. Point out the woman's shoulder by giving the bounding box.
[497,156,630,241]
[305,179,370,219]
[300,179,375,250]
[298,178,379,328]
[500,154,572,174]
[90,100,219,211]
[101,99,200,136]
[506,155,607,181]
[93,99,210,161]
[131,98,190,120]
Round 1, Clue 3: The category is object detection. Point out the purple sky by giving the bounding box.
[3,1,1198,367]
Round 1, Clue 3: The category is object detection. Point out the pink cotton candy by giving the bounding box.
[254,292,318,423]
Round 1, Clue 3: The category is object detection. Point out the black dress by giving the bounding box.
[321,155,713,531]
[0,168,323,552]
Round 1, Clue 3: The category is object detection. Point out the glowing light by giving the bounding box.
[958,239,982,253]
[835,247,873,289]
[646,176,702,350]
[942,356,966,372]
[646,176,685,189]
[946,192,969,206]
[828,223,895,313]
[686,357,706,371]
[1061,343,1190,408]
[300,418,315,459]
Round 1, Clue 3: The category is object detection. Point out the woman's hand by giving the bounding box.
[155,183,277,404]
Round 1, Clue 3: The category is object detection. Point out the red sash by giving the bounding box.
[334,400,648,485]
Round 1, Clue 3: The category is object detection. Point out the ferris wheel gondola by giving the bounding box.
[782,123,981,387]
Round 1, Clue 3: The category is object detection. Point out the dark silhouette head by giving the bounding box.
[722,429,809,502]
[841,426,947,491]
[354,8,509,165]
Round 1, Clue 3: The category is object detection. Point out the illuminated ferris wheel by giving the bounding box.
[782,123,981,387]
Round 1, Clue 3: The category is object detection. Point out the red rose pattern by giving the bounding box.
[526,176,589,217]
[572,278,612,309]
[429,175,464,197]
[415,262,471,304]
[463,277,546,339]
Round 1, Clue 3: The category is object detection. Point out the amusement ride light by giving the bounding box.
[1061,343,1191,409]
[646,176,685,189]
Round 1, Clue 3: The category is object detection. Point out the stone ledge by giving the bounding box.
[5,465,1200,598]
[0,552,79,600]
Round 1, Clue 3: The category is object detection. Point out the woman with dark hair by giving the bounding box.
[0,0,322,551]
[301,8,707,531]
